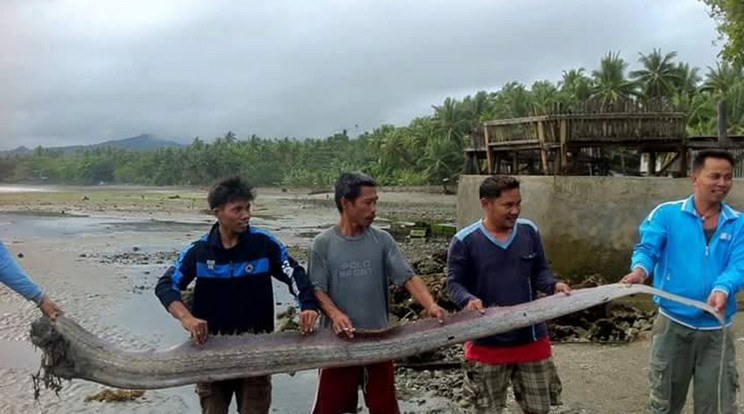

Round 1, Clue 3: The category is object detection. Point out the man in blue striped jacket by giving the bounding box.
[155,176,318,414]
[622,150,744,414]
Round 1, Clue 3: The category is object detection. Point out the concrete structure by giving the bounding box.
[457,175,744,281]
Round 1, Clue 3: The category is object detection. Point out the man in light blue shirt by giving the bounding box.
[0,241,61,319]
[622,150,744,414]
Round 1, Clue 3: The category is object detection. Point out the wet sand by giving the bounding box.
[0,186,456,413]
[1,185,743,413]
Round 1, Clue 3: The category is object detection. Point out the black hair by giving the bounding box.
[692,150,735,172]
[334,172,378,213]
[207,175,255,209]
[479,175,520,199]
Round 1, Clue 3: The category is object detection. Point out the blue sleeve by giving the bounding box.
[532,230,557,294]
[266,233,319,312]
[0,242,43,301]
[630,206,668,278]
[446,237,478,309]
[155,242,197,310]
[713,223,744,296]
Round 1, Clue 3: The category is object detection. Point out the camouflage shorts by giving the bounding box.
[463,358,562,414]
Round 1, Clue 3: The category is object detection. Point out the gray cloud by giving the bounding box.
[0,0,720,149]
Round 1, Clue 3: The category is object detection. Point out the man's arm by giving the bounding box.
[445,238,483,312]
[382,232,445,322]
[622,206,668,284]
[0,242,62,319]
[708,224,744,313]
[314,288,355,338]
[266,234,319,335]
[403,276,445,322]
[154,242,207,344]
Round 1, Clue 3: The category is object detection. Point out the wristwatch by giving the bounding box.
[32,293,45,307]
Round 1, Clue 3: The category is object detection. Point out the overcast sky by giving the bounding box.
[0,0,722,149]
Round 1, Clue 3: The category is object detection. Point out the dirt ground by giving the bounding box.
[0,185,743,413]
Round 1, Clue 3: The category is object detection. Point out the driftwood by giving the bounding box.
[30,284,721,390]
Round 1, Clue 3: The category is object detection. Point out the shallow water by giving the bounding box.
[0,185,55,193]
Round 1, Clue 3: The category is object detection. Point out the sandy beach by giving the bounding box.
[0,185,742,413]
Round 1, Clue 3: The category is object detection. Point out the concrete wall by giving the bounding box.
[457,176,744,281]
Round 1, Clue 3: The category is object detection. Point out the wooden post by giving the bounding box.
[718,99,730,146]
[678,146,688,177]
[537,121,549,175]
[559,119,568,175]
[648,152,657,176]
[484,125,493,173]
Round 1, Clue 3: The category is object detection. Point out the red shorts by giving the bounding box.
[311,361,399,414]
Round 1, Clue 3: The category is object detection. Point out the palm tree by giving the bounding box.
[728,82,744,133]
[630,49,682,99]
[558,68,593,103]
[674,62,701,97]
[432,97,469,149]
[530,80,560,114]
[494,82,534,118]
[702,62,744,95]
[591,51,638,105]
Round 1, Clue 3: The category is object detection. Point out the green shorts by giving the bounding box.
[463,358,562,414]
[649,313,739,414]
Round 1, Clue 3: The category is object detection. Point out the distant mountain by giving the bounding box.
[3,146,33,156]
[1,134,185,155]
[95,134,185,151]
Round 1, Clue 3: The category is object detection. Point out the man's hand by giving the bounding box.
[620,268,647,285]
[181,315,209,345]
[299,310,319,335]
[465,298,485,314]
[707,290,728,315]
[330,311,355,338]
[426,304,446,324]
[555,282,571,295]
[39,296,62,321]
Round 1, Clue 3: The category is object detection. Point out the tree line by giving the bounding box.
[2,49,743,186]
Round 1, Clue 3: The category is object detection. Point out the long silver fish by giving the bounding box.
[30,284,722,390]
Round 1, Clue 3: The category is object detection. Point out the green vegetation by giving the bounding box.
[3,50,744,186]
[701,0,744,66]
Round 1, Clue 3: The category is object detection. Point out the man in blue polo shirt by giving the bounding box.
[622,150,744,414]
[447,175,570,414]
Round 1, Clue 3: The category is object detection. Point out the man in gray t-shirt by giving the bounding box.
[309,225,412,330]
[309,172,445,414]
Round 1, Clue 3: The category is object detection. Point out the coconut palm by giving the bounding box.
[630,49,682,99]
[530,81,560,114]
[591,51,638,104]
[702,62,744,95]
[494,82,534,118]
[674,62,702,97]
[432,97,469,149]
[558,68,593,103]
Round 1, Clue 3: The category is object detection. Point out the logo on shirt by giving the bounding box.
[339,260,372,278]
[206,260,216,270]
[720,233,732,241]
[245,263,254,274]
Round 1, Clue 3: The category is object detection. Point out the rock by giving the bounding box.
[277,307,299,332]
[17,253,24,258]
[132,246,141,252]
